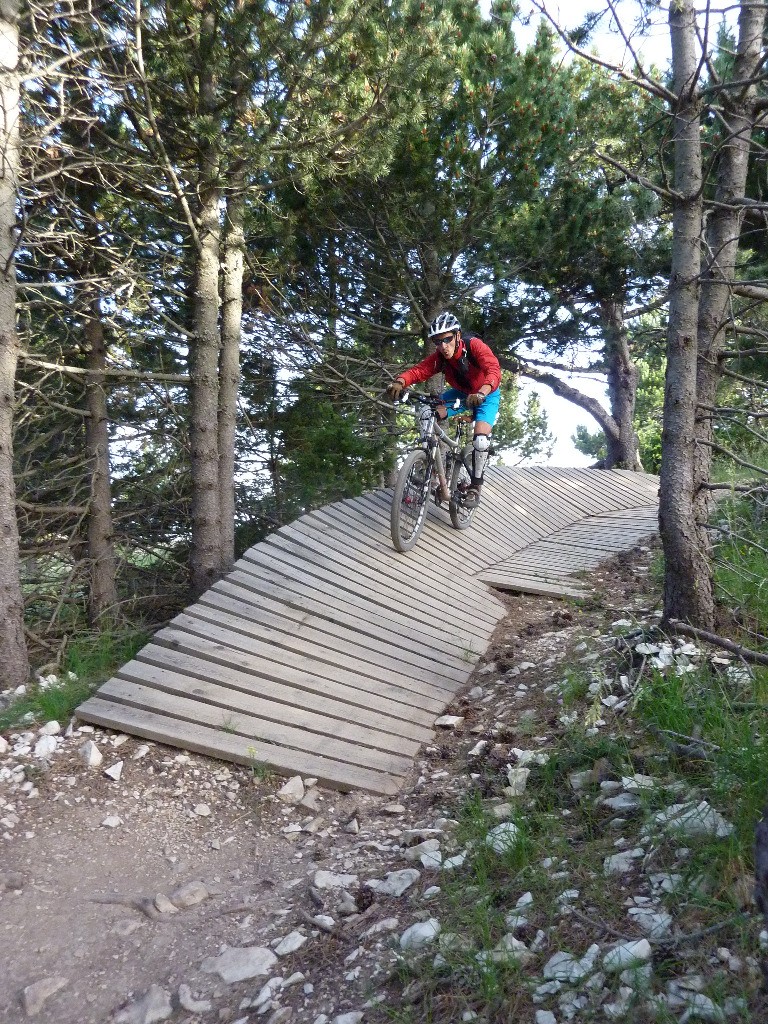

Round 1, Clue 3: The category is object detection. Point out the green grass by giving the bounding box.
[713,496,768,639]
[633,664,768,866]
[0,628,148,731]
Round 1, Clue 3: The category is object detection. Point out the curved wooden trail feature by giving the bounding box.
[77,467,658,795]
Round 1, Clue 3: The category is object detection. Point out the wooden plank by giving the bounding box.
[117,654,434,743]
[192,585,468,679]
[157,614,456,704]
[478,574,586,598]
[529,467,620,515]
[76,698,401,795]
[286,507,495,610]
[99,678,413,776]
[242,541,459,628]
[275,514,501,628]
[144,628,450,716]
[217,568,481,659]
[360,491,526,581]
[204,577,468,671]
[177,601,466,690]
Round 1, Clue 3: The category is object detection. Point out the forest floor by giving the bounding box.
[0,542,766,1024]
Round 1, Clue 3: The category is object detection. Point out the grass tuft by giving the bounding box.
[0,628,148,731]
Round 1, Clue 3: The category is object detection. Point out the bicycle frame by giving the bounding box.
[410,394,470,506]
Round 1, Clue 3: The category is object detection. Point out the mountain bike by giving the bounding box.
[390,392,477,552]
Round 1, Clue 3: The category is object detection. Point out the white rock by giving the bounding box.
[467,740,489,757]
[434,715,464,728]
[505,766,531,795]
[131,744,150,760]
[201,945,278,984]
[178,984,212,1013]
[568,770,595,792]
[603,848,645,875]
[193,803,211,817]
[654,801,733,839]
[404,838,441,863]
[621,773,655,792]
[627,908,673,940]
[276,775,305,804]
[491,933,533,965]
[282,972,305,989]
[362,917,399,938]
[441,852,467,870]
[485,822,520,854]
[331,1014,364,1024]
[79,740,103,767]
[535,1013,558,1024]
[510,748,549,766]
[114,985,173,1024]
[0,736,8,754]
[400,918,440,950]
[33,735,58,758]
[38,720,61,736]
[101,815,123,829]
[22,976,68,1015]
[252,977,282,1010]
[635,642,660,655]
[542,944,600,983]
[678,992,726,1022]
[104,761,124,782]
[603,939,652,973]
[380,803,405,814]
[274,930,307,956]
[365,868,419,896]
[314,869,358,890]
[420,849,442,869]
[601,794,641,813]
[169,880,209,909]
[154,893,179,915]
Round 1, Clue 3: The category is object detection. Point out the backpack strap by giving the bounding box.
[439,334,478,391]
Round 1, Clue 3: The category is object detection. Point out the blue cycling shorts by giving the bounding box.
[441,387,500,428]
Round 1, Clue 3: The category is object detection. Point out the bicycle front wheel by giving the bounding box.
[448,456,477,530]
[391,449,431,552]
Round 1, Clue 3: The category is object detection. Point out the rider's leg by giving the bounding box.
[462,390,500,508]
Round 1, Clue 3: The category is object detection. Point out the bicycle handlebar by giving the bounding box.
[398,390,461,410]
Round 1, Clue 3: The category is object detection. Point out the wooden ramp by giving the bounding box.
[77,467,658,795]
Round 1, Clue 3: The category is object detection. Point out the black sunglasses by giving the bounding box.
[432,333,456,346]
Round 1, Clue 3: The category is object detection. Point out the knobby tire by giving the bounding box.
[391,449,431,552]
[448,456,477,531]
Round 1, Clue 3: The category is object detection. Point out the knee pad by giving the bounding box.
[471,434,491,481]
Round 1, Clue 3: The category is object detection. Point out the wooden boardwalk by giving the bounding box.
[77,467,658,795]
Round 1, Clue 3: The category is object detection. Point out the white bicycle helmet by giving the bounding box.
[428,311,461,337]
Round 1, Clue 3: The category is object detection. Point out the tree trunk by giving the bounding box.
[0,4,29,686]
[659,0,710,626]
[693,1,765,519]
[601,299,642,470]
[218,189,244,572]
[84,302,118,623]
[189,6,223,599]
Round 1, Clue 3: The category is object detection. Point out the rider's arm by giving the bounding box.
[472,338,502,393]
[396,351,443,389]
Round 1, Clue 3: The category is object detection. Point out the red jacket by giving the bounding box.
[397,334,501,395]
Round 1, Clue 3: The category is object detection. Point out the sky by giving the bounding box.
[485,1,674,466]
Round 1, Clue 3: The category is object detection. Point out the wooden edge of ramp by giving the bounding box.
[77,469,660,795]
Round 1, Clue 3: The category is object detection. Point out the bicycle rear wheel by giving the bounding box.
[391,449,431,552]
[448,457,477,530]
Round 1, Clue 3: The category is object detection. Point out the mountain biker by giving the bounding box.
[386,312,501,509]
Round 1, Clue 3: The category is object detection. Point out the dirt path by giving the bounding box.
[1,544,764,1024]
